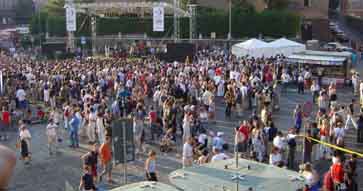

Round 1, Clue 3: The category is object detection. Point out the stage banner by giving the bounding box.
[153,6,164,32]
[66,6,77,32]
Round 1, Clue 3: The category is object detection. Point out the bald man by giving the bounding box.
[0,145,16,190]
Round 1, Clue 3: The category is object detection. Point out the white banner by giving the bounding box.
[0,70,3,95]
[66,6,77,32]
[153,6,164,32]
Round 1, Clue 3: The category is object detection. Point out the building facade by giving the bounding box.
[288,0,330,41]
[341,0,363,17]
[0,0,18,26]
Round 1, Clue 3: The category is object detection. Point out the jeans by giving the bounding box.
[70,130,79,147]
[225,103,232,117]
[297,82,304,94]
[312,91,319,103]
[357,128,363,143]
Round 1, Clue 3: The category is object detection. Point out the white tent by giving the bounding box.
[268,38,306,56]
[232,38,274,58]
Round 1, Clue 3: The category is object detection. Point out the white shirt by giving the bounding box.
[311,84,320,92]
[202,91,213,106]
[199,111,208,121]
[46,123,57,137]
[83,94,92,103]
[269,153,282,165]
[211,153,229,162]
[334,127,345,139]
[304,71,312,79]
[273,136,285,150]
[198,134,207,145]
[16,89,26,101]
[303,171,315,187]
[298,76,304,82]
[89,113,97,123]
[96,117,104,132]
[183,143,193,159]
[281,73,291,83]
[126,79,133,88]
[20,129,31,140]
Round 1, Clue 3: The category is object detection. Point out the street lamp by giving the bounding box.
[228,0,232,40]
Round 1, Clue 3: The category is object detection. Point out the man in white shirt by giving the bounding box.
[46,119,58,155]
[281,72,291,84]
[16,88,26,109]
[211,147,229,162]
[310,80,320,104]
[182,138,194,168]
[297,75,304,94]
[273,131,286,151]
[202,89,213,106]
[352,73,359,95]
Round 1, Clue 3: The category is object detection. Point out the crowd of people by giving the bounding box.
[0,48,362,191]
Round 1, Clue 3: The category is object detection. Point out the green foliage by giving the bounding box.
[44,0,66,16]
[196,7,299,38]
[265,0,289,10]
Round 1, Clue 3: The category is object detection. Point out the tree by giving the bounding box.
[264,0,289,10]
[15,0,35,24]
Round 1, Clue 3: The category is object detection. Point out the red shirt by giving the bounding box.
[264,72,273,82]
[149,111,157,123]
[2,111,10,125]
[238,125,250,142]
[323,171,334,191]
[99,143,112,164]
[37,110,45,119]
[215,67,222,76]
[331,163,344,183]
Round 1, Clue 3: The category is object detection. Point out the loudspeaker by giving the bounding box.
[111,119,135,164]
[163,43,195,62]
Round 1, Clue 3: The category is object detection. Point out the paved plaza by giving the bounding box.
[3,80,363,191]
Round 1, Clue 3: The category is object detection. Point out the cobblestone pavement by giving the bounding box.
[2,64,363,191]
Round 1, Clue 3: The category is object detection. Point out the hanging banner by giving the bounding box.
[66,6,77,32]
[153,6,164,32]
[0,70,3,95]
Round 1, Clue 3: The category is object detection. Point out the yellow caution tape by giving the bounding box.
[299,135,363,158]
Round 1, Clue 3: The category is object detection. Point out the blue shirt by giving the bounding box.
[69,116,80,132]
[213,137,224,150]
[117,89,131,99]
[111,101,120,114]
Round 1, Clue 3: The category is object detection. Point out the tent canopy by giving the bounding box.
[267,38,306,56]
[234,38,269,49]
[232,38,273,58]
[232,38,306,58]
[269,38,305,48]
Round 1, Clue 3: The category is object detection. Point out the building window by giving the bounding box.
[2,17,7,25]
[304,0,310,7]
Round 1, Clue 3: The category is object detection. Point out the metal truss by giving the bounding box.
[74,1,191,17]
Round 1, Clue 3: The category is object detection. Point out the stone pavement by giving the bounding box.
[2,63,363,191]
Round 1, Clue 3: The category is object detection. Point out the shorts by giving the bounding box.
[235,142,247,153]
[104,162,113,173]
